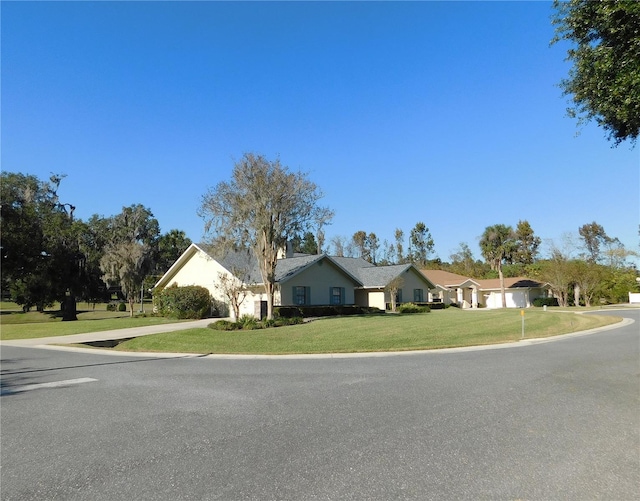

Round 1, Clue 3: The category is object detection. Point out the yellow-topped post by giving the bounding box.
[520,309,525,339]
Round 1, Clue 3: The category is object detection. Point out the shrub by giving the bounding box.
[209,319,239,331]
[533,297,559,307]
[155,285,212,319]
[275,306,304,318]
[274,305,384,318]
[397,303,430,314]
[117,302,127,312]
[106,303,117,312]
[238,314,261,330]
[275,316,304,326]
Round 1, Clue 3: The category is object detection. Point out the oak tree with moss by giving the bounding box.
[552,0,640,145]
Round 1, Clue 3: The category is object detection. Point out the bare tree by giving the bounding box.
[199,153,330,320]
[329,235,347,257]
[385,276,404,312]
[313,207,334,254]
[215,269,249,320]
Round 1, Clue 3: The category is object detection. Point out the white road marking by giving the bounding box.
[4,377,98,394]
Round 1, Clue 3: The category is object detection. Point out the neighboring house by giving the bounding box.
[420,270,482,308]
[153,244,436,318]
[475,277,552,309]
[421,270,551,309]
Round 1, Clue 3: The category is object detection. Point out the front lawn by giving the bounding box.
[0,310,186,340]
[113,309,622,355]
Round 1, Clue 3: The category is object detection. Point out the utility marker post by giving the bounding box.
[521,309,525,339]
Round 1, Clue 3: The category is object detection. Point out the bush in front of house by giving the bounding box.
[208,316,304,331]
[532,297,559,307]
[208,319,240,331]
[397,303,430,314]
[275,305,384,318]
[155,285,212,319]
[117,302,127,312]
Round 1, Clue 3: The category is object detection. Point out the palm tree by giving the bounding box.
[479,224,517,308]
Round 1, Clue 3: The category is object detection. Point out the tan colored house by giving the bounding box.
[421,270,551,309]
[154,244,435,318]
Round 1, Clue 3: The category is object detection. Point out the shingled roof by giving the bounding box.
[331,257,434,289]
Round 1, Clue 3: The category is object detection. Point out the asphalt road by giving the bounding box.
[1,310,638,500]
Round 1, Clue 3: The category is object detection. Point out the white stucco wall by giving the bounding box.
[484,289,546,308]
[157,249,235,316]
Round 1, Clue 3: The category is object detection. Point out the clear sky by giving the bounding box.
[2,1,638,263]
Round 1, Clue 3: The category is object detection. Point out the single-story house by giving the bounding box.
[154,244,435,318]
[421,269,552,309]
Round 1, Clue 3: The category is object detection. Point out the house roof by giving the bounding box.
[155,244,435,291]
[332,257,435,289]
[421,269,480,288]
[217,250,349,284]
[475,277,548,290]
[154,243,210,289]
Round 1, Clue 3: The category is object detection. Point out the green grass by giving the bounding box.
[113,309,622,355]
[0,309,185,340]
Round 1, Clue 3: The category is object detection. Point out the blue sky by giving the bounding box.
[2,1,638,263]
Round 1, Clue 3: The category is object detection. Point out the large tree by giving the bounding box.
[551,0,640,145]
[514,220,541,265]
[100,241,149,316]
[578,221,609,262]
[409,222,435,267]
[199,153,329,320]
[479,224,517,308]
[1,172,82,318]
[155,229,192,274]
[99,205,160,316]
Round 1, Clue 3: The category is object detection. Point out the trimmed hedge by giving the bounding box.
[208,316,304,331]
[275,305,384,318]
[532,297,559,307]
[154,285,212,319]
[397,302,430,314]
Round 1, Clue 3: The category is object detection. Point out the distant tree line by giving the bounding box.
[1,172,192,318]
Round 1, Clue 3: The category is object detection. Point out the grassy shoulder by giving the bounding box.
[112,309,622,355]
[0,308,186,340]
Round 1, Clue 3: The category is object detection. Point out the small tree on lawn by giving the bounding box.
[385,276,404,312]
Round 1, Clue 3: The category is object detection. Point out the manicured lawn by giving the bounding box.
[0,309,185,340]
[113,308,622,355]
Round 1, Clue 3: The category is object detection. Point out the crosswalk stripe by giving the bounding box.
[2,377,98,394]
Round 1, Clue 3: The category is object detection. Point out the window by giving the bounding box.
[395,289,403,304]
[413,289,424,302]
[294,286,308,305]
[331,287,344,305]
